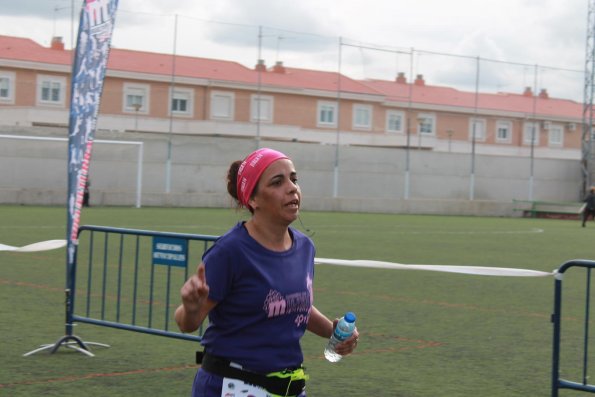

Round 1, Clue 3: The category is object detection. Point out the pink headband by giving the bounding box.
[237,148,289,207]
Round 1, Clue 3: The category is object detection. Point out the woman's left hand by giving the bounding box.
[333,322,360,356]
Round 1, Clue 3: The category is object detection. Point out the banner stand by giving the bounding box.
[23,0,119,357]
[23,289,109,357]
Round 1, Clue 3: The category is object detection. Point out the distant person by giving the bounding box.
[175,148,359,397]
[582,186,595,227]
[83,179,91,207]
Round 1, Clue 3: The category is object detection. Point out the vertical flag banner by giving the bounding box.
[67,0,119,266]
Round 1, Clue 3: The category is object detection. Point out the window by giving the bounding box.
[0,78,9,98]
[469,118,486,141]
[170,88,193,117]
[0,71,15,103]
[172,97,187,112]
[386,110,405,133]
[495,120,512,143]
[251,95,274,123]
[549,124,564,147]
[123,83,149,113]
[353,104,372,130]
[317,101,338,127]
[523,122,540,145]
[210,91,234,120]
[42,81,60,102]
[417,113,435,135]
[37,75,66,106]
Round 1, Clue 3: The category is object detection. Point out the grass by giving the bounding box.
[1,205,595,396]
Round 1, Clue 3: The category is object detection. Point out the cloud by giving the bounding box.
[208,0,328,33]
[203,0,337,53]
[0,0,586,101]
[1,0,72,19]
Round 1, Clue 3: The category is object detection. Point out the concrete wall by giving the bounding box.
[0,126,583,216]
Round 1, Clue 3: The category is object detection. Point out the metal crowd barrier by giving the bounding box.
[552,259,595,396]
[24,225,595,394]
[25,225,218,357]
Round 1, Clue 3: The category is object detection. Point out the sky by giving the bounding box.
[0,0,590,101]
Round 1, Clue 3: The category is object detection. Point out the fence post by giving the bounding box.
[551,260,595,396]
[551,271,563,397]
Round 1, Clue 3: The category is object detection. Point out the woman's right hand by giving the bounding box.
[176,264,214,333]
[180,264,210,312]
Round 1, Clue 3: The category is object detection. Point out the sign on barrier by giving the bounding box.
[24,225,219,357]
[152,237,188,267]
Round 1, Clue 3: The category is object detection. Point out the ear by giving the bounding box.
[248,197,259,210]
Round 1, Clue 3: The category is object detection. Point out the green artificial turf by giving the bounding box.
[1,205,594,396]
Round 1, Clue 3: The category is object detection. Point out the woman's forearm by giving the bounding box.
[306,306,334,339]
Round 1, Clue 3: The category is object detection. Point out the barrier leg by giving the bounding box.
[23,334,109,357]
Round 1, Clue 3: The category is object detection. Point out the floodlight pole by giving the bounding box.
[582,1,595,198]
[165,14,178,194]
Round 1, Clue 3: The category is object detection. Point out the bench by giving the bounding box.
[513,200,585,220]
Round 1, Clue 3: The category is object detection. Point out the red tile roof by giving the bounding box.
[362,79,584,119]
[0,35,379,96]
[0,35,72,65]
[0,34,586,119]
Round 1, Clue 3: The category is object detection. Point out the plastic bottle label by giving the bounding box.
[333,323,354,341]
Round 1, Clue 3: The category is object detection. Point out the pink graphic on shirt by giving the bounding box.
[263,275,313,322]
[264,290,287,317]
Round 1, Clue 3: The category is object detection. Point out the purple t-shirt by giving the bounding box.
[200,222,315,374]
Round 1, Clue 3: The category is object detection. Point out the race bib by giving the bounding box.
[221,377,273,397]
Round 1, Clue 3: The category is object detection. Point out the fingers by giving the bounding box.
[192,264,209,296]
[346,332,359,351]
[180,264,209,309]
[197,265,210,297]
[197,264,206,283]
[334,329,360,356]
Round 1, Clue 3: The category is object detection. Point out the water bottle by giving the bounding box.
[324,311,356,362]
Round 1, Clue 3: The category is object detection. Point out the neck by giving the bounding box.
[245,217,292,252]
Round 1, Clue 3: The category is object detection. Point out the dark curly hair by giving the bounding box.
[226,160,258,213]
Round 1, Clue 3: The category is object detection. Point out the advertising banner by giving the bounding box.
[66,0,119,265]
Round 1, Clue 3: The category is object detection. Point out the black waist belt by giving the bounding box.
[196,351,306,396]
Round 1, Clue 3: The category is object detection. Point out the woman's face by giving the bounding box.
[250,158,301,224]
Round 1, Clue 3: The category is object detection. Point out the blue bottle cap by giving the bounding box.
[344,312,356,323]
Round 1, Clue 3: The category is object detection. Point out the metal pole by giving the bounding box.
[133,104,140,131]
[529,64,538,201]
[333,37,342,198]
[136,143,143,208]
[581,0,595,198]
[404,48,413,200]
[165,14,178,194]
[70,0,75,54]
[256,25,262,150]
[583,267,592,385]
[551,274,563,397]
[470,56,480,201]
